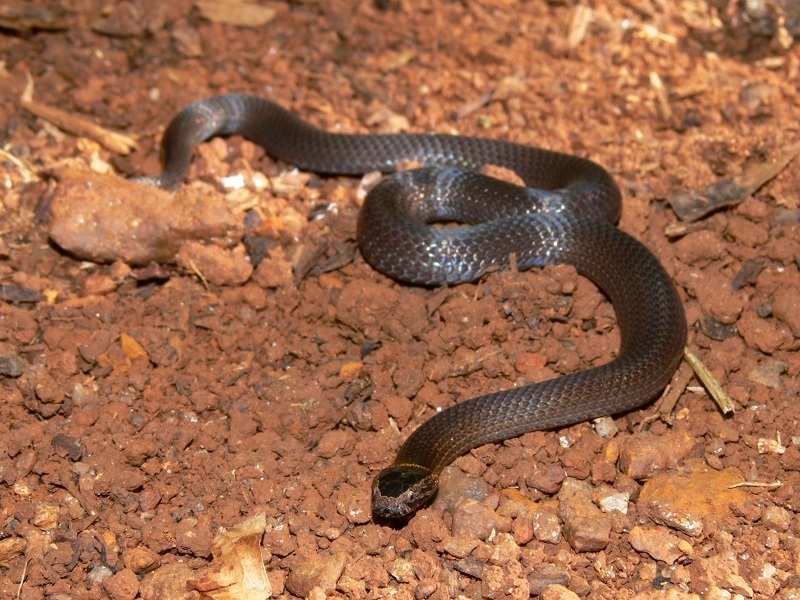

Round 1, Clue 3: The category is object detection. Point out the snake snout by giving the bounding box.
[372,464,439,519]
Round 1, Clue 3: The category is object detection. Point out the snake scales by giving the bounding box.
[141,94,686,519]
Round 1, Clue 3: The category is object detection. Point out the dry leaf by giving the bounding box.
[188,512,271,600]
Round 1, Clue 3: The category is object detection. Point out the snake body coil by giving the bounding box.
[145,94,686,519]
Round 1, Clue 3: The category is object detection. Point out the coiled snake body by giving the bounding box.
[143,94,686,519]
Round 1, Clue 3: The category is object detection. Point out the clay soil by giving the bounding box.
[1,0,800,599]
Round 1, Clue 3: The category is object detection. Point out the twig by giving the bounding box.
[683,346,735,414]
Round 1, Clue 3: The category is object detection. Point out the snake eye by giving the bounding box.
[372,465,439,519]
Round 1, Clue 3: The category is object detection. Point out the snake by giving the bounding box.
[141,94,687,519]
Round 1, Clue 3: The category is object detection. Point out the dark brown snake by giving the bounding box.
[141,94,687,519]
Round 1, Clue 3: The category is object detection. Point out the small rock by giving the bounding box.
[176,241,253,286]
[388,558,415,583]
[593,485,629,514]
[84,273,118,295]
[747,359,787,389]
[489,532,520,565]
[540,583,580,600]
[451,498,512,540]
[526,463,567,494]
[0,345,25,377]
[286,552,348,598]
[761,505,792,532]
[593,416,618,439]
[52,434,85,461]
[444,536,480,558]
[628,525,689,564]
[695,273,744,324]
[532,508,562,544]
[48,170,242,265]
[31,503,59,531]
[557,478,611,552]
[480,564,529,600]
[414,581,437,599]
[737,309,792,354]
[123,546,161,574]
[512,515,534,545]
[673,230,726,266]
[639,464,748,537]
[102,568,139,600]
[496,488,538,519]
[773,284,800,336]
[335,483,371,525]
[618,430,696,480]
[527,565,570,596]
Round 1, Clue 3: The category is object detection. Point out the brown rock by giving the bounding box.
[140,563,195,599]
[674,230,726,266]
[334,483,371,525]
[618,430,697,480]
[451,498,512,540]
[540,584,580,600]
[489,532,521,565]
[761,505,792,532]
[176,241,253,286]
[557,478,610,552]
[481,564,529,600]
[527,565,570,597]
[532,508,562,544]
[102,568,139,600]
[123,546,161,575]
[639,464,748,537]
[49,170,242,265]
[772,284,800,337]
[252,247,294,289]
[726,216,769,247]
[286,552,348,598]
[737,309,792,354]
[695,273,744,325]
[628,525,688,564]
[526,463,567,494]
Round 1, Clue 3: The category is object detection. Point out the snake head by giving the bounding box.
[372,464,439,519]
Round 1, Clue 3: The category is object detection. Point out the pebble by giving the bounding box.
[0,349,25,377]
[123,547,161,574]
[695,273,744,324]
[638,464,748,537]
[451,498,512,540]
[673,230,726,265]
[747,359,787,389]
[737,309,792,354]
[489,532,521,565]
[540,584,580,600]
[176,241,253,286]
[443,536,480,558]
[286,552,348,598]
[526,463,567,494]
[480,563,529,600]
[628,525,690,564]
[557,478,611,552]
[618,430,696,480]
[593,485,629,514]
[527,565,570,596]
[773,284,800,336]
[102,568,139,600]
[334,483,371,525]
[48,170,242,264]
[532,507,562,544]
[388,557,415,583]
[414,581,437,599]
[761,505,792,532]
